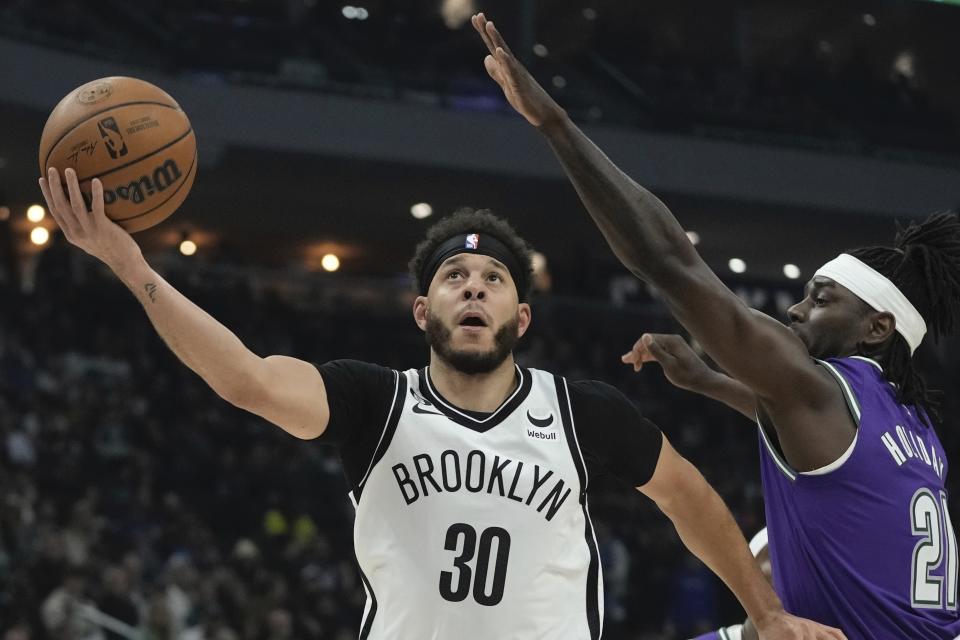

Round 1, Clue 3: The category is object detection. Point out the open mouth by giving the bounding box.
[459,313,488,328]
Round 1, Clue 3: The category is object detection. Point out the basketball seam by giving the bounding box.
[42,100,184,172]
[111,149,198,223]
[74,127,194,184]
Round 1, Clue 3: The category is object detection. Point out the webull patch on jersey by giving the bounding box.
[526,409,558,440]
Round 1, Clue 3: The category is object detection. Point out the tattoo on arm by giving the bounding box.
[145,283,157,303]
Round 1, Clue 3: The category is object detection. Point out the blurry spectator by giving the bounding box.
[96,565,139,640]
[40,567,104,640]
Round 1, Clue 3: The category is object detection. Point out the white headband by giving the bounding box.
[748,528,768,557]
[814,253,927,354]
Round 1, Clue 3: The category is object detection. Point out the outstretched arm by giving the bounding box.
[640,438,846,640]
[471,14,853,471]
[39,168,329,439]
[623,333,757,421]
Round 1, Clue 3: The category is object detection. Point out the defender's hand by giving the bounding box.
[39,168,142,270]
[621,333,714,392]
[471,13,566,128]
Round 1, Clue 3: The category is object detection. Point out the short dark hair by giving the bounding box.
[849,210,960,423]
[409,208,535,300]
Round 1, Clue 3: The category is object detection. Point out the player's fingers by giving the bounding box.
[64,168,92,231]
[495,48,522,90]
[38,177,57,219]
[485,20,515,57]
[620,349,642,372]
[809,624,843,640]
[47,168,82,237]
[88,178,106,229]
[472,14,497,56]
[39,177,72,238]
[641,335,675,364]
[483,56,504,85]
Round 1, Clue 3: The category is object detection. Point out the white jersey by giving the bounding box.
[349,365,603,640]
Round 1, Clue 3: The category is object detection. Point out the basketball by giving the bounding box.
[39,76,197,233]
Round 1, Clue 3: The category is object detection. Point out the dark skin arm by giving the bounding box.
[623,333,758,421]
[471,14,854,473]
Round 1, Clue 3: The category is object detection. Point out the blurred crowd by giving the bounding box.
[1,247,958,640]
[2,0,957,156]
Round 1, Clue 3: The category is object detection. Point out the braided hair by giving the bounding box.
[849,211,960,423]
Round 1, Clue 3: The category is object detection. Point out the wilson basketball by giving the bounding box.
[39,77,197,233]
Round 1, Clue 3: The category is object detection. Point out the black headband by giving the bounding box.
[418,233,528,301]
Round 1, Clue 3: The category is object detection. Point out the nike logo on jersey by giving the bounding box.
[526,410,554,428]
[410,389,443,416]
[412,403,443,416]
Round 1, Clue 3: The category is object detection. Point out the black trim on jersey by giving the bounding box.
[555,375,602,640]
[357,564,378,640]
[417,365,533,433]
[354,371,408,503]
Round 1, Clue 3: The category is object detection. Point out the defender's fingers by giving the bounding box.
[472,15,498,56]
[485,20,515,57]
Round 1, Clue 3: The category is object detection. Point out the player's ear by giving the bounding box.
[863,311,895,348]
[413,296,429,331]
[517,303,532,338]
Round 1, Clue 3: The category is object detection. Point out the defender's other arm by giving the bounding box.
[622,333,757,421]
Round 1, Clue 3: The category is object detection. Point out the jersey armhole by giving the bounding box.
[798,359,861,477]
[756,359,861,480]
[350,370,407,504]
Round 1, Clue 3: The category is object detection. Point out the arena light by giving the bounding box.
[27,205,45,223]
[532,251,547,272]
[685,230,700,246]
[783,263,801,280]
[411,202,433,219]
[180,239,197,256]
[533,43,549,58]
[441,0,476,28]
[892,51,917,80]
[342,5,368,20]
[322,254,341,272]
[728,258,747,274]
[582,7,597,20]
[30,226,50,246]
[862,13,876,26]
[552,76,567,89]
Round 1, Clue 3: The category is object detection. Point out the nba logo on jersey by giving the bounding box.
[465,233,479,249]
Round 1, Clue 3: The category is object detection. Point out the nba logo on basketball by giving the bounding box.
[97,117,129,159]
[465,233,479,249]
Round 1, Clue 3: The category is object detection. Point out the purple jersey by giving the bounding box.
[759,356,960,639]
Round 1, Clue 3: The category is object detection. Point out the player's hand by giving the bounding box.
[622,333,714,392]
[754,610,846,640]
[39,168,142,270]
[471,13,566,128]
